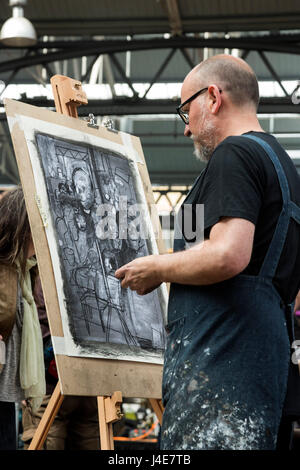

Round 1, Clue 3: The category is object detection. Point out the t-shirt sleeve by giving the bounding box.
[197,139,265,235]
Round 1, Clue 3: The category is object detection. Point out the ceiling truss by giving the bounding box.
[0,34,300,117]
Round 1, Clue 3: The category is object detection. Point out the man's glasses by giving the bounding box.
[176,87,222,125]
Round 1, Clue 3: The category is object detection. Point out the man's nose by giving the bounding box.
[184,124,191,137]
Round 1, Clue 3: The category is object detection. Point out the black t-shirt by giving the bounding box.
[184,131,300,304]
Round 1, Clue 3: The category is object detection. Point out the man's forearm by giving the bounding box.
[115,218,254,294]
[158,240,240,286]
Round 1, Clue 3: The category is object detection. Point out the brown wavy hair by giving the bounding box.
[0,186,31,279]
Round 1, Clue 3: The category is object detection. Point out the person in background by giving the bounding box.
[21,272,101,450]
[0,186,45,450]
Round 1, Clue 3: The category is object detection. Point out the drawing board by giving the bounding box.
[4,98,167,397]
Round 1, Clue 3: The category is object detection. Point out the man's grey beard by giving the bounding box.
[192,141,213,162]
[191,121,216,162]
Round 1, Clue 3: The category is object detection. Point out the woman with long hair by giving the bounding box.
[0,186,45,450]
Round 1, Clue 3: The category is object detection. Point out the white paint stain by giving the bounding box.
[162,393,275,450]
[187,379,198,392]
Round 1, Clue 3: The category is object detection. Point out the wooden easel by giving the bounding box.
[28,75,164,451]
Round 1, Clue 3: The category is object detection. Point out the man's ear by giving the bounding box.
[207,84,222,114]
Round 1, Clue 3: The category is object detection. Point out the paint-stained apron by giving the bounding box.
[160,135,300,450]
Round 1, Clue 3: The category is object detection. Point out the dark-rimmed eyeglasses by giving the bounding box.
[176,87,222,125]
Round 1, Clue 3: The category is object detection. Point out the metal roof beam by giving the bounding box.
[4,14,300,36]
[163,0,183,36]
[142,48,177,98]
[1,97,299,119]
[258,51,289,97]
[2,35,300,74]
[109,53,138,98]
[179,47,195,68]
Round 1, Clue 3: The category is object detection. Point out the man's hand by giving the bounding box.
[115,255,163,295]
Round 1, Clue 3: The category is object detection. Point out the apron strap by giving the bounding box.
[290,200,300,224]
[242,135,298,279]
[241,136,300,419]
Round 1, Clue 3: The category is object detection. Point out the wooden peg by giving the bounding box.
[104,391,123,423]
[97,392,123,450]
[50,74,88,118]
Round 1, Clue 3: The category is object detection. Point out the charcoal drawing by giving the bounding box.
[35,133,166,355]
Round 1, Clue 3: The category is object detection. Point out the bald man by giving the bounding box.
[115,55,300,449]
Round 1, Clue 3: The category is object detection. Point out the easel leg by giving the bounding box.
[149,399,164,425]
[28,382,64,450]
[98,396,112,450]
[97,392,123,450]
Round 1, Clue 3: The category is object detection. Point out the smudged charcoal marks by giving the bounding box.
[34,132,166,357]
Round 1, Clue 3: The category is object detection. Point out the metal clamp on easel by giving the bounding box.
[85,113,99,129]
[102,117,118,134]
